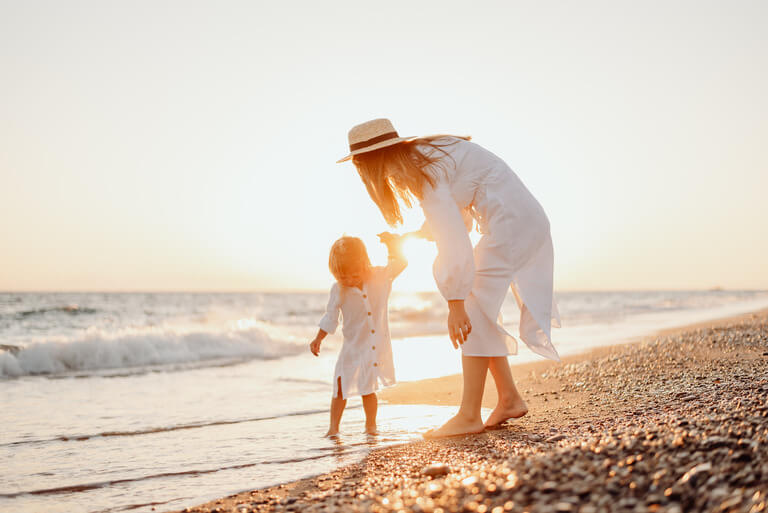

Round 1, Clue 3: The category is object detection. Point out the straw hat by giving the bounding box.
[337,118,415,163]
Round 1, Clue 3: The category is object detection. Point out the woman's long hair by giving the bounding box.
[352,135,471,226]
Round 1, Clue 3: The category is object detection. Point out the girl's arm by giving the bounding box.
[310,329,328,356]
[312,284,341,355]
[378,232,408,280]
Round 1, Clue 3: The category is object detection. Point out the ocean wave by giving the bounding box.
[0,324,304,378]
[14,305,99,318]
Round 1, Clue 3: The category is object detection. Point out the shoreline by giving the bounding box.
[379,307,768,409]
[173,308,768,513]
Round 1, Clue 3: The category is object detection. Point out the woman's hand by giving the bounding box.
[447,300,472,349]
[310,338,322,356]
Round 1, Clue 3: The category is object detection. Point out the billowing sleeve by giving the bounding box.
[318,283,342,334]
[420,208,472,240]
[420,181,475,301]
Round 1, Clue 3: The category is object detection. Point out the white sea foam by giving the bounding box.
[0,323,304,378]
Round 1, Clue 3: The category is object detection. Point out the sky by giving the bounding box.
[1,0,767,292]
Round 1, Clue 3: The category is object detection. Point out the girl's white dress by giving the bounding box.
[419,137,561,361]
[318,259,406,399]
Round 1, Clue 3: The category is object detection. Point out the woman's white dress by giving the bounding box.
[419,137,561,361]
[318,259,406,399]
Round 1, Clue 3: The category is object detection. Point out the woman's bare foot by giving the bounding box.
[484,397,528,428]
[364,424,378,435]
[324,427,340,437]
[423,413,485,439]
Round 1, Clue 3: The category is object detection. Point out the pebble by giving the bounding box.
[540,481,558,492]
[172,316,768,513]
[422,463,451,477]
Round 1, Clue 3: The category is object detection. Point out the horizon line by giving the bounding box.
[1,287,766,294]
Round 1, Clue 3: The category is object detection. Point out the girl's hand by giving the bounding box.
[310,338,322,356]
[447,300,472,349]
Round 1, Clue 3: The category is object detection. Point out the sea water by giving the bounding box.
[2,289,768,512]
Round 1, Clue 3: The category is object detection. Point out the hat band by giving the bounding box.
[349,131,400,152]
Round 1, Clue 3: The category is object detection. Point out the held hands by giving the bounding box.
[378,229,431,247]
[378,230,430,256]
[309,337,322,357]
[447,300,472,349]
[377,231,405,249]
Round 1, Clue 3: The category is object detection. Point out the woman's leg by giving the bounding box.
[424,355,488,438]
[485,356,529,427]
[326,377,346,436]
[361,392,378,434]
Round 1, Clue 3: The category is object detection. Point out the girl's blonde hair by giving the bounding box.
[352,135,471,226]
[328,236,372,282]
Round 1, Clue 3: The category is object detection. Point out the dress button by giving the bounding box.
[371,329,375,333]
[367,312,371,315]
[372,346,376,350]
[362,294,367,298]
[373,363,378,367]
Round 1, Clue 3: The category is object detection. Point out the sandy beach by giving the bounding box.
[173,310,768,513]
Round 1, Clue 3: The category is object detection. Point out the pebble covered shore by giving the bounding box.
[175,314,768,513]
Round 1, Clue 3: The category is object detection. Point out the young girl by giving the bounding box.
[309,232,408,436]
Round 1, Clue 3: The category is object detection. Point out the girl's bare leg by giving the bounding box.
[485,356,528,427]
[423,356,488,439]
[326,377,346,436]
[361,393,378,434]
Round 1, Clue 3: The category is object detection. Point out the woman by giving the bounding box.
[338,118,561,438]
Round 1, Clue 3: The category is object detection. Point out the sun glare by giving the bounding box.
[395,237,439,292]
[401,237,429,262]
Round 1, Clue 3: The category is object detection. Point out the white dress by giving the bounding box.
[419,137,561,361]
[318,259,407,399]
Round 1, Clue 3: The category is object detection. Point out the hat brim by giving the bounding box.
[336,136,417,163]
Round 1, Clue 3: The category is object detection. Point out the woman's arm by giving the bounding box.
[420,181,475,346]
[417,207,472,241]
[420,182,475,301]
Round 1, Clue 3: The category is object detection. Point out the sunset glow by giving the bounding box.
[1,1,767,292]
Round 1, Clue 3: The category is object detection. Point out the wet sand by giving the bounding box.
[173,310,768,513]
